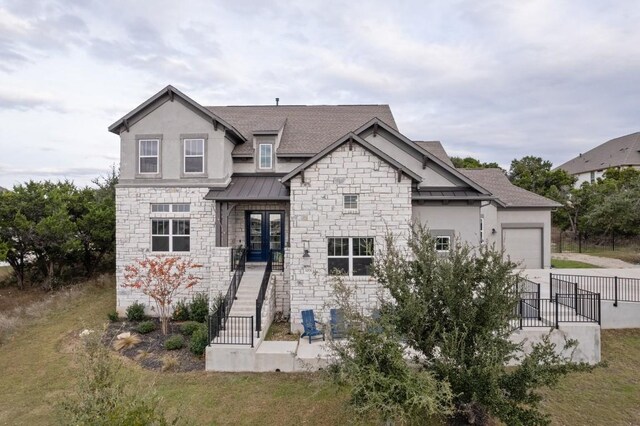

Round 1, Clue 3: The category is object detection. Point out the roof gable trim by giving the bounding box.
[281,132,423,184]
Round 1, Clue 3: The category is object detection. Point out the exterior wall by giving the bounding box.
[115,186,218,315]
[363,133,463,188]
[509,324,601,364]
[411,202,481,247]
[119,99,233,186]
[226,201,291,249]
[481,204,552,269]
[288,143,413,330]
[601,301,640,329]
[574,170,605,187]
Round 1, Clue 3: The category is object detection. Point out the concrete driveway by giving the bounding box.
[521,268,640,298]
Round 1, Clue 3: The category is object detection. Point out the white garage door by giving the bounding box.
[502,228,542,268]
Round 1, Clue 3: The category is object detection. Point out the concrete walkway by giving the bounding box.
[552,252,640,269]
[522,268,640,298]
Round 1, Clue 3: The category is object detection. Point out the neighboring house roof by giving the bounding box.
[207,105,397,156]
[414,141,454,167]
[557,132,640,175]
[281,132,423,184]
[108,85,246,144]
[205,174,288,201]
[459,169,561,208]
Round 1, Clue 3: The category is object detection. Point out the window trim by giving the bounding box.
[343,194,359,211]
[435,236,451,253]
[138,139,160,174]
[328,237,374,277]
[183,138,205,174]
[258,143,273,170]
[151,218,191,252]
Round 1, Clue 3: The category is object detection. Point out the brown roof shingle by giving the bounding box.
[459,169,561,208]
[414,141,454,167]
[557,132,640,175]
[206,105,397,156]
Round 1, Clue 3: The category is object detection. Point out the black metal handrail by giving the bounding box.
[271,248,284,271]
[514,293,601,329]
[551,273,640,306]
[255,250,274,338]
[230,247,246,271]
[208,314,254,347]
[208,248,247,344]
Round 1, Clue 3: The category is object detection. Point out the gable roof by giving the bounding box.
[557,132,640,175]
[353,118,492,195]
[207,105,397,156]
[108,85,246,144]
[281,132,423,184]
[414,141,454,167]
[459,169,561,208]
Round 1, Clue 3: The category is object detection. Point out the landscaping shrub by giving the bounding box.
[126,301,146,322]
[164,334,184,351]
[189,324,208,356]
[136,320,156,334]
[113,333,141,351]
[107,311,119,322]
[188,293,209,323]
[161,354,179,372]
[171,299,190,321]
[180,321,202,337]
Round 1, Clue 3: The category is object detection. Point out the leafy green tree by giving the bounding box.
[451,156,501,169]
[508,156,576,200]
[359,226,595,425]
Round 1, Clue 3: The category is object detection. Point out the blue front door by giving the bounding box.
[246,211,284,262]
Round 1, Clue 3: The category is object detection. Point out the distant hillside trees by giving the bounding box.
[0,168,117,289]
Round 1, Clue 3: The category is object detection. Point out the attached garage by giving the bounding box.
[502,227,543,269]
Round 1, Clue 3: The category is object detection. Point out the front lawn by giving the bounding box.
[551,258,600,268]
[1,276,639,425]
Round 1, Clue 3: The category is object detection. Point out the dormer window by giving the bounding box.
[184,139,204,173]
[139,139,159,174]
[259,144,273,169]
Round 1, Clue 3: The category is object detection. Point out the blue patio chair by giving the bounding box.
[301,309,325,343]
[330,308,347,339]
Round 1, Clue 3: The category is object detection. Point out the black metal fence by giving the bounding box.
[255,250,273,338]
[230,247,246,271]
[271,248,284,271]
[552,229,640,253]
[208,314,254,347]
[514,294,600,329]
[551,273,640,305]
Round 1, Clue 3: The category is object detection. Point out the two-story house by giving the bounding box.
[109,86,559,352]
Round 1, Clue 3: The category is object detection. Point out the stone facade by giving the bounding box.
[287,143,413,330]
[115,186,217,315]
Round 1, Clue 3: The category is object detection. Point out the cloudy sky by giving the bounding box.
[1,0,639,188]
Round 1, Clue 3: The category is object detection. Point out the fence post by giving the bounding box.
[614,276,618,307]
[519,299,523,330]
[250,316,254,348]
[574,282,579,314]
[555,294,559,329]
[612,231,615,251]
[559,232,563,253]
[597,293,601,326]
[549,273,553,300]
[578,232,582,253]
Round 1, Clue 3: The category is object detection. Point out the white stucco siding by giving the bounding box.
[412,203,481,247]
[119,99,232,184]
[115,186,220,315]
[288,143,412,330]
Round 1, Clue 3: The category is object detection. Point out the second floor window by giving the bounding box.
[139,139,159,174]
[259,144,273,169]
[184,139,204,173]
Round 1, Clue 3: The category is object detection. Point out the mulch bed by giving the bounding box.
[104,319,205,372]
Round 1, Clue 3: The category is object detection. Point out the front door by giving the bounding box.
[246,211,284,262]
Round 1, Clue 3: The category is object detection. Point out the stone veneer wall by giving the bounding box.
[115,186,217,315]
[287,143,412,330]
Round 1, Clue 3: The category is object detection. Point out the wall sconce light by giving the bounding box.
[303,241,310,258]
[491,228,497,235]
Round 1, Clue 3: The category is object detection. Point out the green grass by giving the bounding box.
[551,259,600,268]
[586,251,640,265]
[1,277,639,425]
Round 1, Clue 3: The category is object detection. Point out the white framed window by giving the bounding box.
[343,194,358,211]
[435,236,451,252]
[139,139,159,174]
[328,237,374,276]
[151,219,190,252]
[259,144,273,169]
[151,203,190,213]
[480,218,485,243]
[184,139,204,173]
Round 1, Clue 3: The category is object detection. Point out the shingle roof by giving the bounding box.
[458,169,561,208]
[206,105,397,156]
[414,141,454,167]
[557,132,640,175]
[205,175,288,201]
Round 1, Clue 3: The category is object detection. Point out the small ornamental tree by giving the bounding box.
[123,256,203,335]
